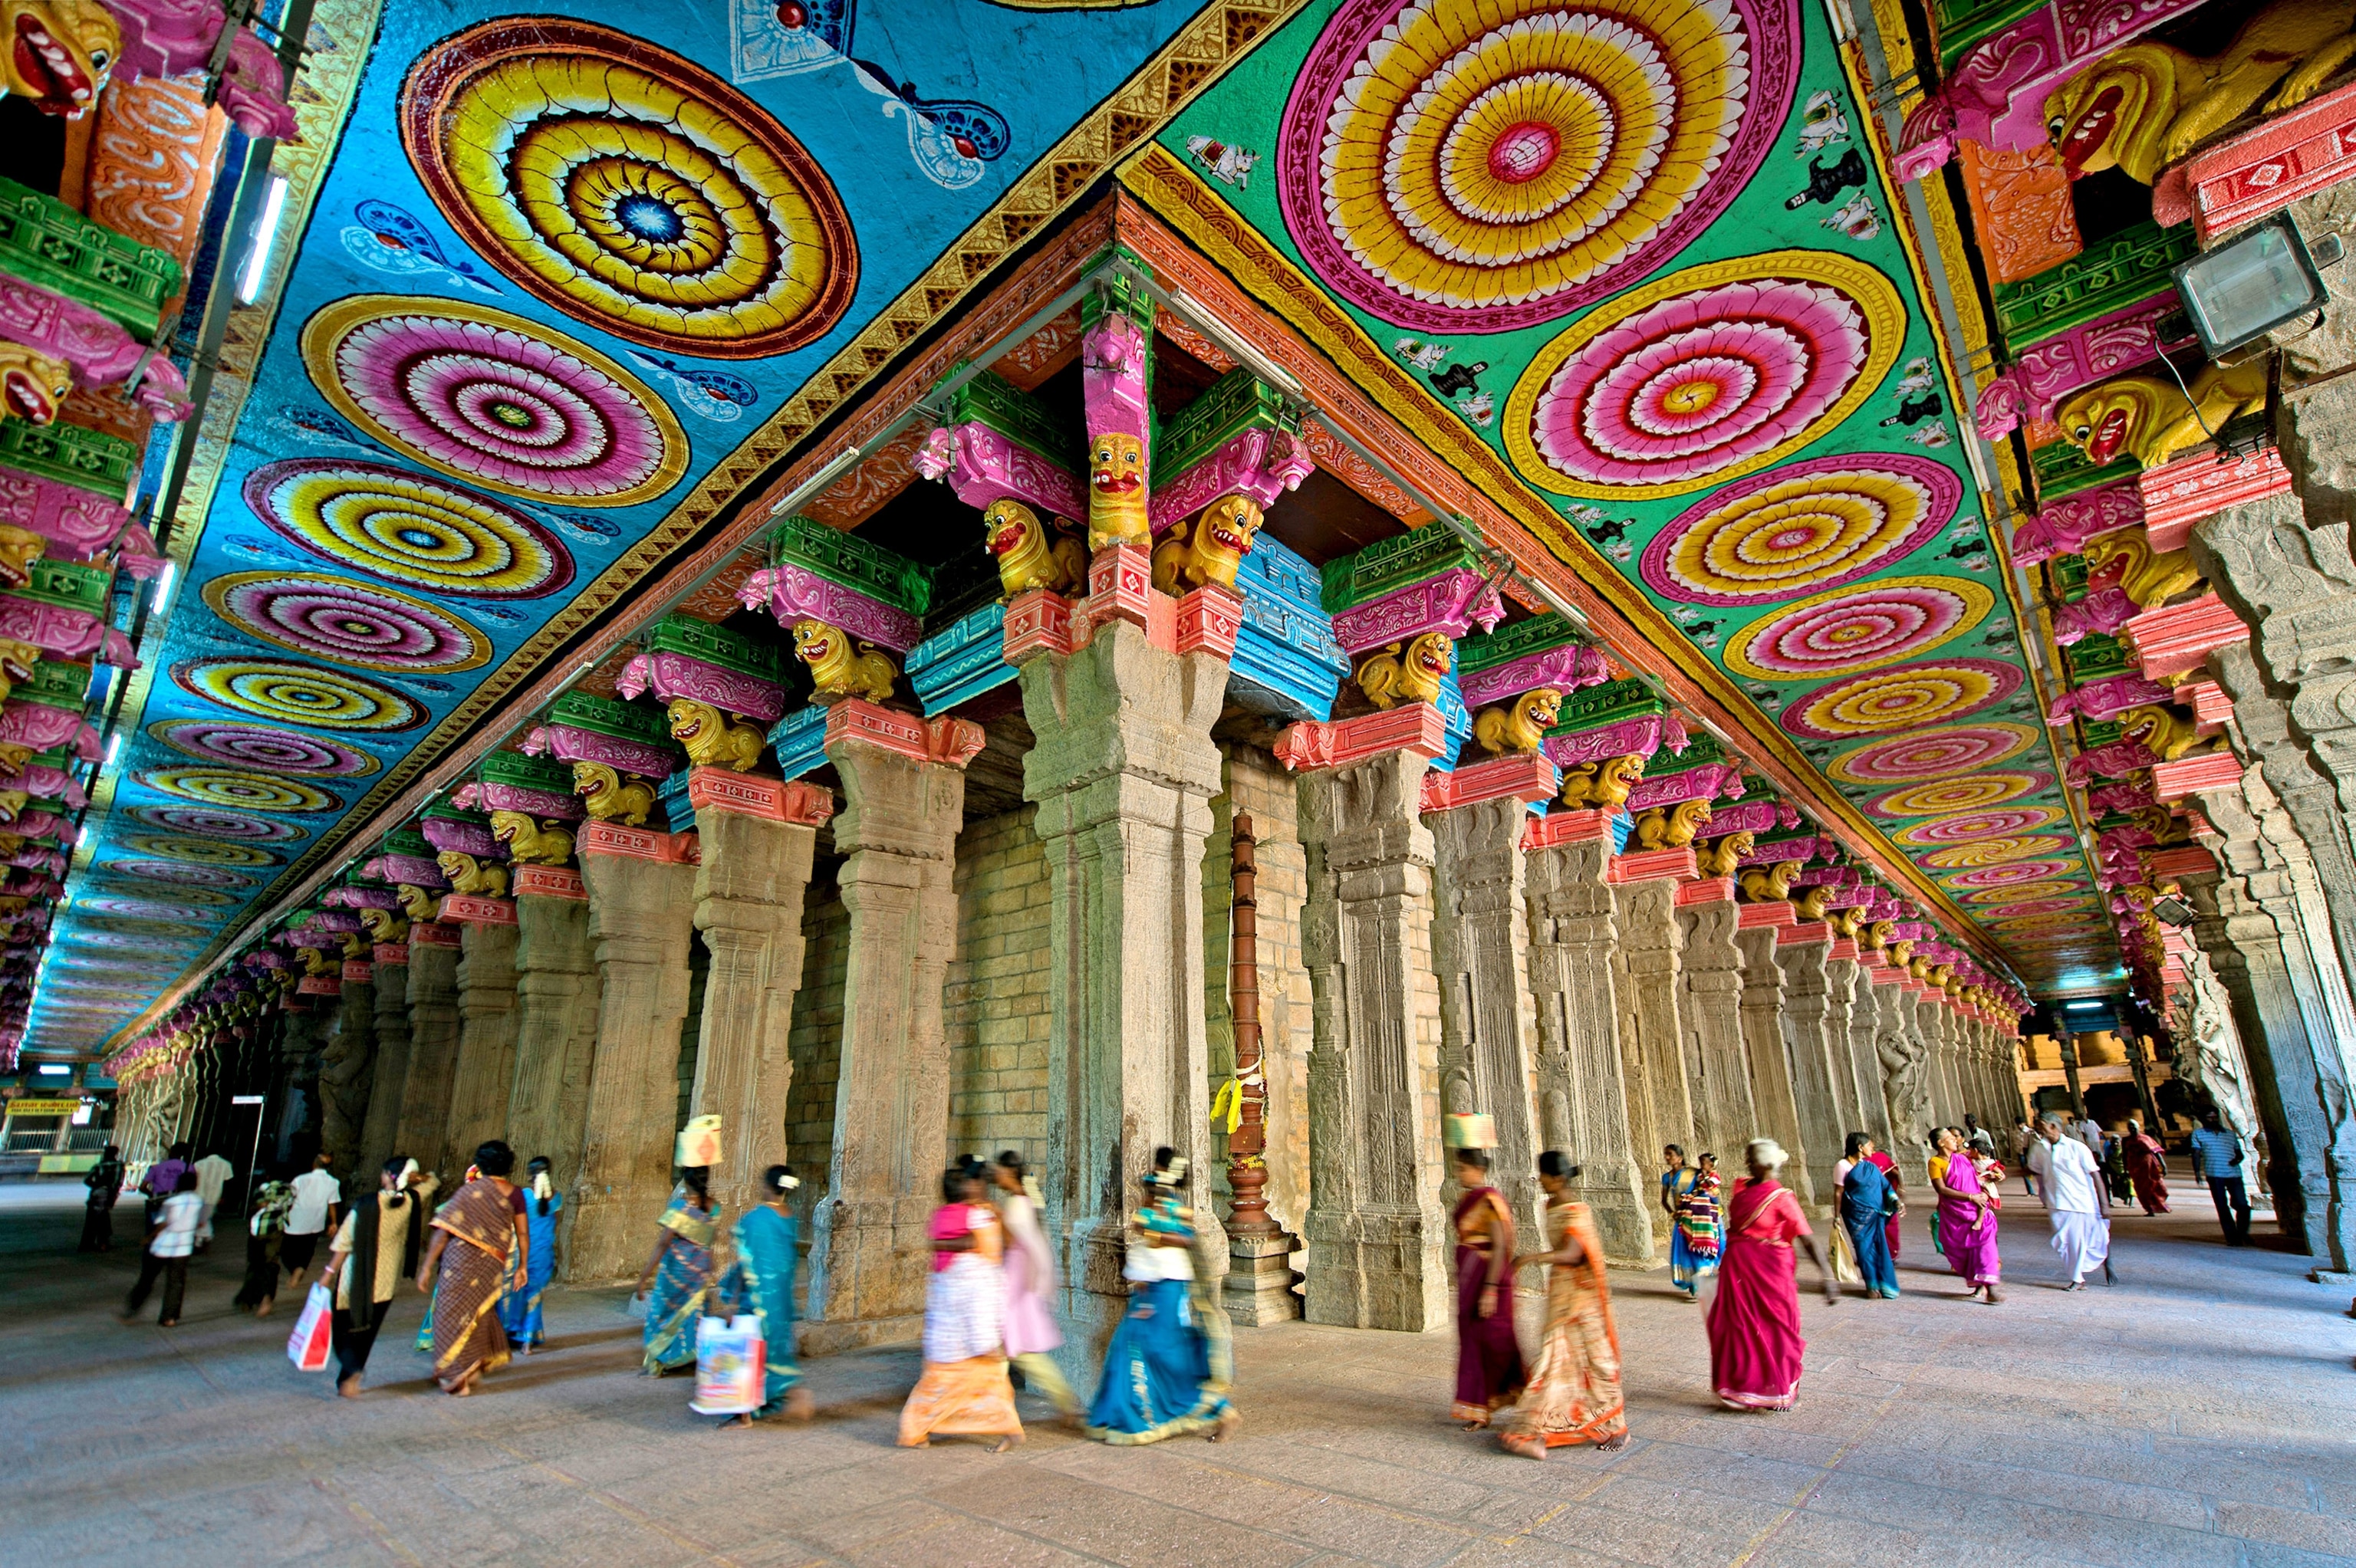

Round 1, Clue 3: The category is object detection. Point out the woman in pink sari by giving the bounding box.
[1706,1139,1838,1412]
[1931,1127,2003,1303]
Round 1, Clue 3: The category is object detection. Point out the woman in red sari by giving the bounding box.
[1705,1138,1838,1412]
[2121,1119,2170,1214]
[1449,1147,1525,1428]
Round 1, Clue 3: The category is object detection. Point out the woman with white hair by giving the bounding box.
[1704,1138,1838,1412]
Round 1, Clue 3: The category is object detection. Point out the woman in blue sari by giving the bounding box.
[723,1163,814,1425]
[1086,1149,1236,1445]
[1838,1133,1902,1299]
[501,1155,562,1352]
[632,1162,719,1375]
[1660,1146,1715,1298]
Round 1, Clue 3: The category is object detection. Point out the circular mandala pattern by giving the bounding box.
[1781,659,2022,741]
[1980,896,2094,919]
[1276,0,1795,332]
[80,932,198,952]
[1863,771,2050,819]
[125,804,303,842]
[121,833,285,867]
[1991,913,2106,935]
[1507,253,1903,499]
[1891,806,2065,846]
[402,20,857,357]
[80,915,211,939]
[243,460,573,600]
[1963,879,2084,905]
[1640,456,1962,605]
[74,896,229,919]
[100,859,258,889]
[1940,860,2077,890]
[174,659,422,732]
[138,768,337,815]
[204,573,489,673]
[1920,834,2071,869]
[302,298,687,506]
[1827,723,2038,786]
[150,719,381,780]
[1724,576,1991,681]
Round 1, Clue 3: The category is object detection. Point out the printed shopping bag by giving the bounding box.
[287,1282,333,1372]
[688,1314,766,1415]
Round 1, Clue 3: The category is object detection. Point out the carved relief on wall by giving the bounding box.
[1959,140,2081,284]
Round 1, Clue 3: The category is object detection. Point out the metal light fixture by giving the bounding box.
[2173,212,2345,358]
[2150,894,2193,928]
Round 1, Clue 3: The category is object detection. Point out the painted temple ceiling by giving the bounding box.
[34,0,2123,1052]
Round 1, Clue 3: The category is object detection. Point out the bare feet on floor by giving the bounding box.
[338,1376,362,1399]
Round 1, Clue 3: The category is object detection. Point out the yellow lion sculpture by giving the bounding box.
[0,524,46,590]
[667,698,765,773]
[2085,529,2201,610]
[1354,632,1452,709]
[2058,361,2267,471]
[490,810,576,866]
[1151,493,1262,596]
[0,638,38,705]
[1695,830,1755,879]
[985,498,1085,598]
[1738,860,1801,903]
[1088,431,1150,550]
[359,908,408,945]
[1558,754,1645,810]
[0,344,69,426]
[1472,687,1562,755]
[395,884,439,922]
[1633,798,1711,850]
[571,761,655,827]
[436,851,509,899]
[791,619,898,704]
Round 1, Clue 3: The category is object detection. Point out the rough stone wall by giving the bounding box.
[784,845,848,1224]
[943,807,1054,1164]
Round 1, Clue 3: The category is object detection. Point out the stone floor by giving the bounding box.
[5,1175,2352,1568]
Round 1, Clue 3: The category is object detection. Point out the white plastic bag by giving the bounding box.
[287,1282,332,1372]
[688,1314,765,1415]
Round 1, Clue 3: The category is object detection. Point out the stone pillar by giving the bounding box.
[805,716,971,1350]
[1870,971,1932,1188]
[1775,927,1846,1211]
[569,827,701,1282]
[318,968,376,1178]
[1524,814,1657,1263]
[1022,616,1231,1354]
[393,927,461,1173]
[1614,870,1694,1187]
[440,916,519,1178]
[1674,879,1755,1164]
[1847,962,1897,1155]
[1427,777,1550,1232]
[1732,911,1813,1208]
[504,876,602,1183]
[1927,994,1964,1130]
[1295,742,1448,1331]
[1821,948,1866,1143]
[359,947,410,1175]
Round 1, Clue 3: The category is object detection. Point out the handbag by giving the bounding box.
[287,1282,333,1372]
[689,1314,766,1415]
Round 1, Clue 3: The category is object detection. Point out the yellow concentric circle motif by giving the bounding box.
[1723,576,1992,681]
[119,834,282,867]
[1784,661,2017,740]
[403,21,857,357]
[173,659,422,732]
[1504,251,1905,501]
[244,460,572,598]
[1964,879,2084,905]
[1868,772,2043,817]
[138,768,338,814]
[1919,833,2071,868]
[79,916,212,940]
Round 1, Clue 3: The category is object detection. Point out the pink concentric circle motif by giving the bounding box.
[126,804,303,842]
[150,718,380,779]
[1827,723,2038,785]
[1940,860,2077,890]
[1862,771,2051,819]
[1275,0,1798,332]
[1724,576,1991,681]
[99,859,258,889]
[1980,897,2092,919]
[202,573,489,672]
[1779,659,2022,741]
[303,298,688,507]
[1892,805,2065,846]
[74,896,216,920]
[1639,455,1963,605]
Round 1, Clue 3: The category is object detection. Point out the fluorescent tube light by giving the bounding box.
[236,176,289,305]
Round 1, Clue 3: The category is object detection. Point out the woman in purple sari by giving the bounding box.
[1930,1127,2003,1303]
[1449,1148,1525,1427]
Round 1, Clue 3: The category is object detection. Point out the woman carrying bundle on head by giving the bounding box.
[899,1158,1023,1451]
[1498,1151,1626,1458]
[501,1155,563,1353]
[1086,1147,1237,1445]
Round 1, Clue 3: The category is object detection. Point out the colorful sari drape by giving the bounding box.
[1086,1228,1233,1446]
[500,1192,561,1348]
[643,1191,718,1374]
[900,1202,1022,1445]
[1704,1178,1810,1411]
[1451,1185,1525,1424]
[1839,1160,1899,1298]
[1865,1149,1902,1257]
[1936,1152,2002,1288]
[1498,1200,1624,1456]
[727,1205,801,1419]
[428,1178,516,1393]
[2123,1132,2170,1214]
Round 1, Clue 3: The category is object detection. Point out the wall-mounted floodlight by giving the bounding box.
[2063,998,2106,1011]
[2173,212,2345,358]
[2150,894,2193,927]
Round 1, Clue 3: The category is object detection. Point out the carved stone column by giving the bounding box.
[1846,962,1897,1155]
[1870,971,1932,1188]
[1294,738,1449,1331]
[1674,878,1755,1164]
[358,946,410,1174]
[569,826,701,1282]
[317,968,376,1179]
[805,713,972,1351]
[1426,763,1552,1233]
[1524,813,1657,1263]
[1614,869,1693,1189]
[1821,948,1865,1142]
[504,873,602,1184]
[393,925,461,1173]
[440,915,520,1178]
[1022,616,1231,1355]
[1775,926,1846,1211]
[1732,909,1813,1208]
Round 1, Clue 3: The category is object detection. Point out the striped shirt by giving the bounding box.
[2187,1128,2243,1179]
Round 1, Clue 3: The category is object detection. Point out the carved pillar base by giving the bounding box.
[441,920,519,1180]
[505,887,601,1186]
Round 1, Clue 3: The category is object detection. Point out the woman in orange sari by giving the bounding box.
[1705,1139,1838,1412]
[898,1162,1022,1451]
[1499,1152,1626,1458]
[417,1140,526,1396]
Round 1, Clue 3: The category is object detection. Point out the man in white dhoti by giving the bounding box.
[2029,1114,2111,1290]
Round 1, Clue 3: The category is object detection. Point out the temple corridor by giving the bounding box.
[7,1183,2350,1568]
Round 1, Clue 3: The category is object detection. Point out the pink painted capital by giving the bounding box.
[1147,427,1315,534]
[914,421,1087,521]
[1459,643,1611,708]
[1330,568,1505,656]
[738,566,923,656]
[821,696,986,769]
[1540,714,1670,768]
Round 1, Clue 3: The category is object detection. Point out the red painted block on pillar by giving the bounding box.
[512,866,587,900]
[341,962,373,984]
[2150,750,2244,801]
[2138,449,2291,554]
[1779,920,1833,946]
[373,943,409,965]
[439,894,517,926]
[1521,808,1613,851]
[2124,593,2248,680]
[1736,899,1795,929]
[1174,583,1242,660]
[1608,846,1696,883]
[1002,588,1076,662]
[1676,876,1734,906]
[410,921,460,948]
[1273,703,1449,771]
[297,975,340,996]
[1421,751,1558,814]
[824,697,985,768]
